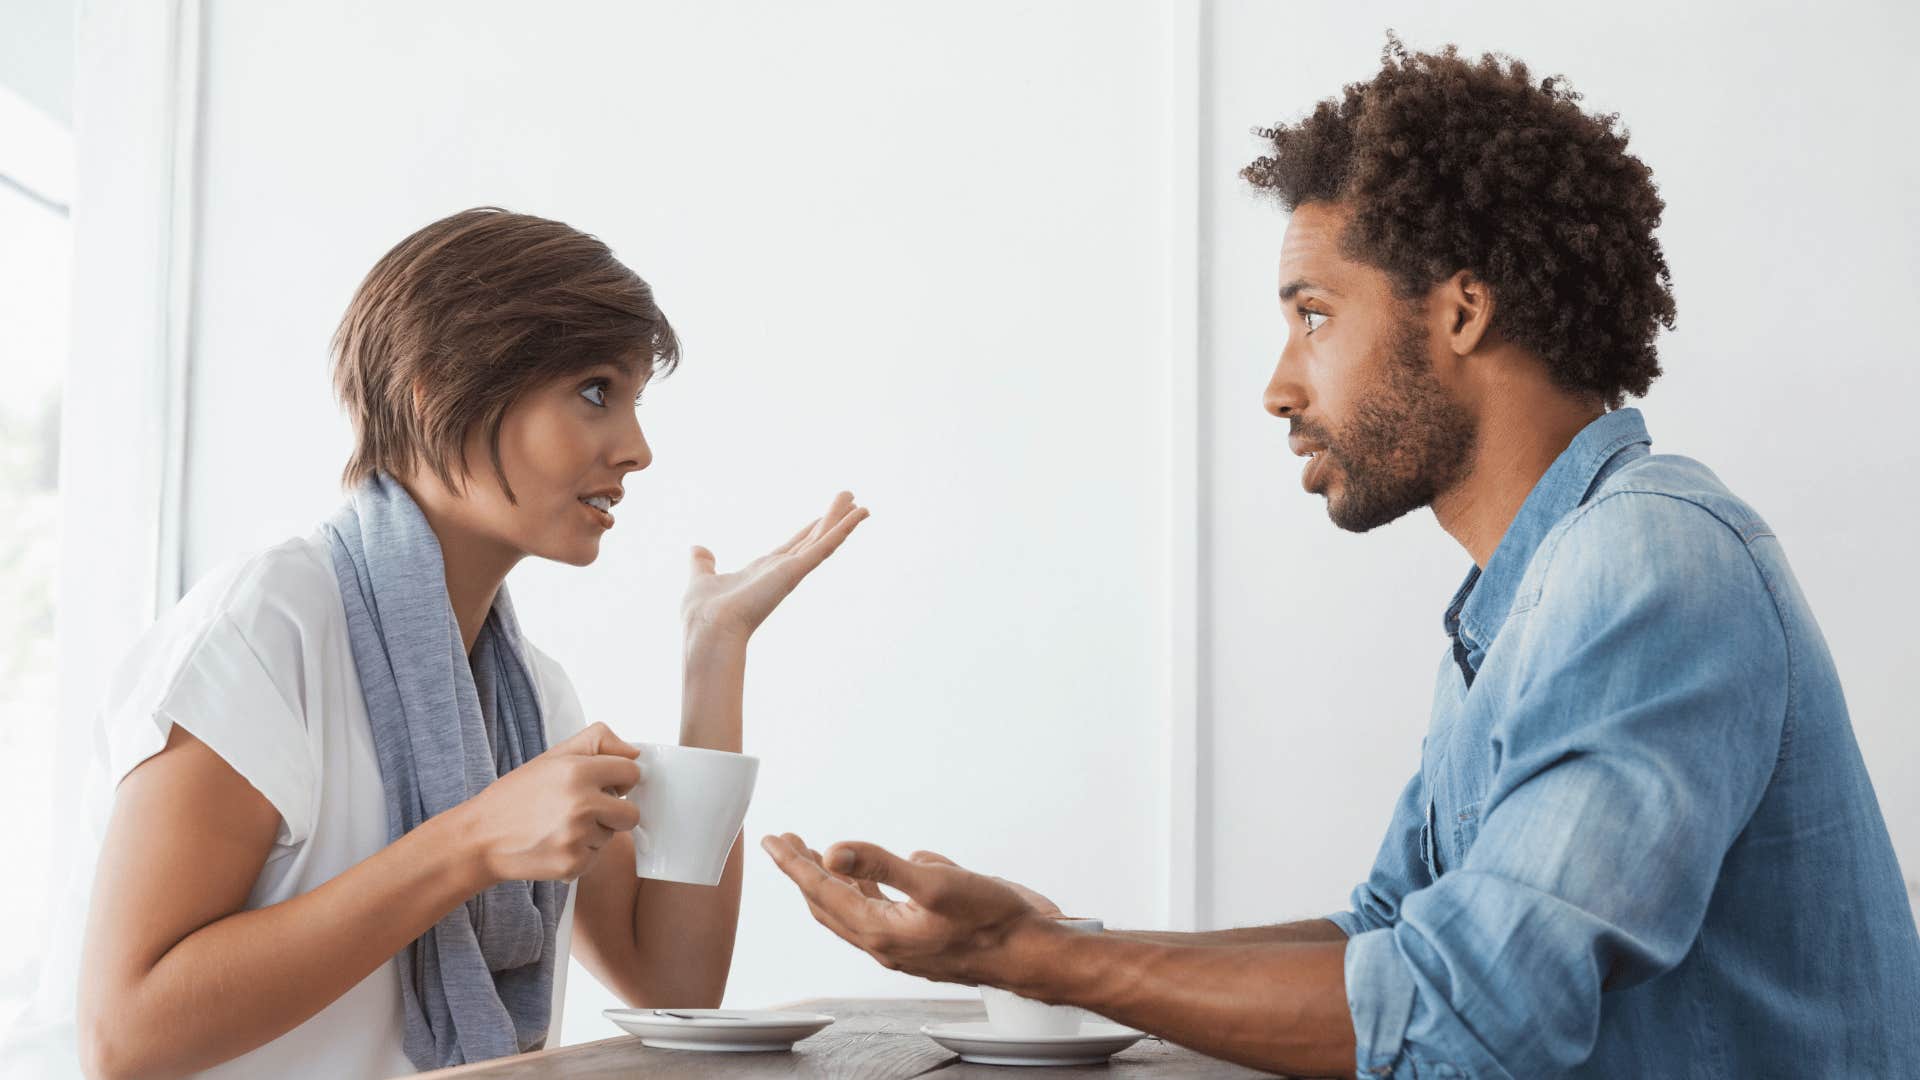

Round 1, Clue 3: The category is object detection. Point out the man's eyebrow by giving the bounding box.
[1279,278,1341,302]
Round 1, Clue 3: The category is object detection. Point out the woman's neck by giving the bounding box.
[396,473,525,656]
[439,536,522,657]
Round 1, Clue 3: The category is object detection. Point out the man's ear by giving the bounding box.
[1441,270,1496,357]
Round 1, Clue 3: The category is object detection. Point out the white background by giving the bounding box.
[35,0,1920,1049]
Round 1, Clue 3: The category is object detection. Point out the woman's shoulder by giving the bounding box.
[168,529,343,655]
[111,531,341,710]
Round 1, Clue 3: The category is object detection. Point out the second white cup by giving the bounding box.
[622,743,759,886]
[980,917,1105,1036]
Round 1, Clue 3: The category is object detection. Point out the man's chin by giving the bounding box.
[1325,488,1422,534]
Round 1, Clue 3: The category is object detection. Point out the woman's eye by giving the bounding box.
[1299,308,1327,334]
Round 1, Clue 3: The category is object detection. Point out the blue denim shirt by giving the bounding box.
[1328,409,1920,1078]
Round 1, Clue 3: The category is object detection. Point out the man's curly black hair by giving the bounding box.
[1243,33,1676,409]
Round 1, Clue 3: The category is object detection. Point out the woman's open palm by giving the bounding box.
[681,491,869,639]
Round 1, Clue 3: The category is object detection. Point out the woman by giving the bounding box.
[43,208,866,1078]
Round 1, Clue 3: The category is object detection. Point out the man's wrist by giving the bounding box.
[986,916,1103,1003]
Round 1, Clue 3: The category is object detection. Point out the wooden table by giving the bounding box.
[410,998,1279,1078]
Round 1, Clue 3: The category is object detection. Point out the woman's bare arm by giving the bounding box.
[571,494,866,1009]
[77,724,491,1080]
[570,630,750,1008]
[77,718,645,1080]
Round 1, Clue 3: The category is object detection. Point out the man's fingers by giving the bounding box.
[761,834,851,893]
[793,837,886,899]
[909,849,959,867]
[761,835,885,926]
[824,841,948,901]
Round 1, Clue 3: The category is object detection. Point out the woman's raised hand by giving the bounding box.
[681,491,869,641]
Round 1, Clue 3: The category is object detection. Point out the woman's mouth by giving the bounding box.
[579,496,614,528]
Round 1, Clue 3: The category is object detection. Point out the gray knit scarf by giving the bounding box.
[322,469,565,1071]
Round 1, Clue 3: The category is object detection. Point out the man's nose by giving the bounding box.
[1263,347,1307,418]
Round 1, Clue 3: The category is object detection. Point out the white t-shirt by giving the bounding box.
[2,527,588,1079]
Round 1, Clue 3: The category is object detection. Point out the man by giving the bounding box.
[763,36,1920,1078]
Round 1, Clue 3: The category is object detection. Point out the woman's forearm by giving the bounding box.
[624,630,749,1006]
[83,808,492,1080]
[677,628,746,751]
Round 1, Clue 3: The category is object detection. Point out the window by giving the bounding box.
[0,82,72,1028]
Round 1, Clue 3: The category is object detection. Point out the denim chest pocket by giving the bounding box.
[1421,797,1483,879]
[1420,799,1441,879]
[1451,801,1483,864]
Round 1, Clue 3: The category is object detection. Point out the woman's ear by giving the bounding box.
[1442,270,1496,356]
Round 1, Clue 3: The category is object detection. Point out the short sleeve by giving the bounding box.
[525,639,588,749]
[102,609,318,848]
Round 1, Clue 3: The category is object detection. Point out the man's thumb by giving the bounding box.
[826,842,944,898]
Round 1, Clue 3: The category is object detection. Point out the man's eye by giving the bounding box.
[580,381,609,407]
[1299,308,1327,334]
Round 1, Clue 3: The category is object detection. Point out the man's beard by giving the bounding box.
[1296,312,1477,533]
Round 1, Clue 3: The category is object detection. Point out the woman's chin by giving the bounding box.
[537,536,601,568]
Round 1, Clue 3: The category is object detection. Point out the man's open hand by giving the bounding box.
[759,833,1051,986]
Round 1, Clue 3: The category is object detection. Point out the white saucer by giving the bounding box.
[603,1008,834,1052]
[921,1021,1147,1066]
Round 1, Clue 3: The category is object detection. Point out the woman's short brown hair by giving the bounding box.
[332,206,679,502]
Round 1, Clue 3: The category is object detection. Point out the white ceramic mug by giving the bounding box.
[980,917,1105,1036]
[622,743,759,886]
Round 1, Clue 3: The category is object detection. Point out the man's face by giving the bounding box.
[1264,201,1476,532]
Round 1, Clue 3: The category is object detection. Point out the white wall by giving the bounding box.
[0,0,73,124]
[1201,0,1920,928]
[85,0,1918,1053]
[175,0,1172,1041]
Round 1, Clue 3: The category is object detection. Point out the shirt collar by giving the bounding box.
[1448,407,1653,655]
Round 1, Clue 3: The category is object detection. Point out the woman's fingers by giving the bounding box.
[776,518,821,557]
[806,492,856,544]
[793,506,869,572]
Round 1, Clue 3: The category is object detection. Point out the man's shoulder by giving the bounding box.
[1582,452,1774,545]
[1519,452,1777,610]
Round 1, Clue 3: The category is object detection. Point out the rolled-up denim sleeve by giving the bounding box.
[1346,493,1789,1078]
[1328,768,1432,939]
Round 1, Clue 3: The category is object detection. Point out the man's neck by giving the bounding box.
[1432,392,1604,569]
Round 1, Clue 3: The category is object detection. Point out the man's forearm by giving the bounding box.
[995,920,1356,1078]
[1109,918,1348,947]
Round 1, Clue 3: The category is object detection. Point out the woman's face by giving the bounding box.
[421,359,654,568]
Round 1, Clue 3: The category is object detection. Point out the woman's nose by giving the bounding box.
[618,415,653,472]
